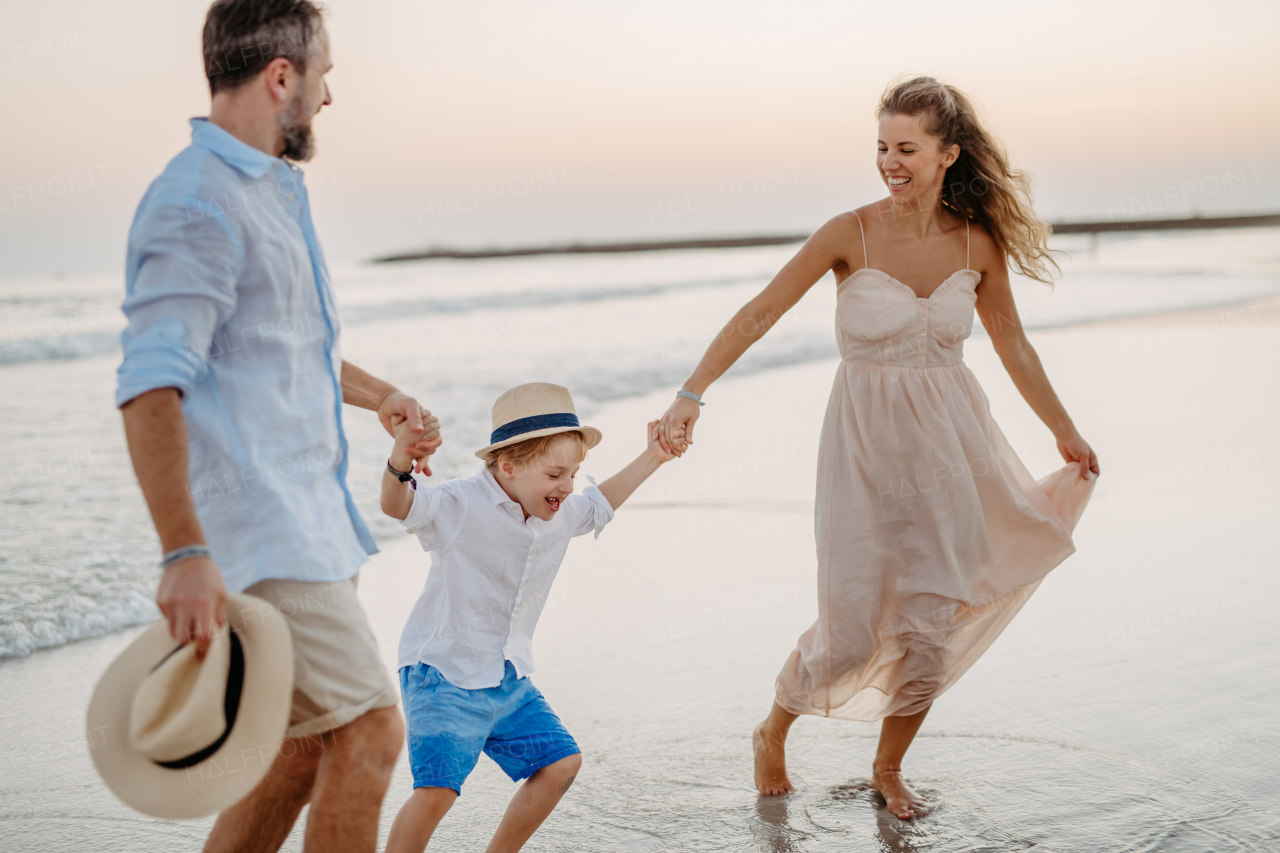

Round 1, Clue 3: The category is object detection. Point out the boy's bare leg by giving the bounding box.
[871,704,932,819]
[753,701,799,795]
[385,787,458,853]
[484,753,582,853]
[304,706,405,852]
[203,734,326,853]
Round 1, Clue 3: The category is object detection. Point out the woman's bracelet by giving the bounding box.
[160,544,212,568]
[677,390,705,406]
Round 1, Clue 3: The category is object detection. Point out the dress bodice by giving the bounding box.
[835,267,980,368]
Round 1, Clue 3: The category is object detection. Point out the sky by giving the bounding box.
[1,0,1277,274]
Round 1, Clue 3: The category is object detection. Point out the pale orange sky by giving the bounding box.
[1,0,1277,273]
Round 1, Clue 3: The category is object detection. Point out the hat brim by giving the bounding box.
[85,592,293,819]
[474,424,603,460]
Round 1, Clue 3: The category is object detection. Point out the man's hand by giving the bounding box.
[391,416,435,469]
[656,395,700,457]
[377,391,442,474]
[156,556,228,660]
[120,388,226,658]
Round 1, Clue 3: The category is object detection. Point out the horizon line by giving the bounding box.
[373,212,1280,263]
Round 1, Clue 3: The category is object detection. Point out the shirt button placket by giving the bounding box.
[512,532,539,616]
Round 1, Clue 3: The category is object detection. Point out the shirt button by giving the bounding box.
[286,194,296,201]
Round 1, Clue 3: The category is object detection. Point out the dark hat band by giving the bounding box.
[490,412,580,446]
[152,627,245,770]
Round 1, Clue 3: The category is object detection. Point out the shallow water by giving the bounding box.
[2,324,1277,851]
[2,227,1278,660]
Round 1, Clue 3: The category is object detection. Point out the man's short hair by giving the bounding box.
[202,0,325,95]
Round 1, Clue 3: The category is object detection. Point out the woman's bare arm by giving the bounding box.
[657,215,859,455]
[973,234,1099,478]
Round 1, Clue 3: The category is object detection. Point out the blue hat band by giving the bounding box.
[490,412,580,446]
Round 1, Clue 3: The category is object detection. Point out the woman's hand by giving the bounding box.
[646,419,679,463]
[1058,432,1099,481]
[657,395,701,457]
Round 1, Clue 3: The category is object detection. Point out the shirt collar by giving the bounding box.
[477,465,520,509]
[190,117,280,180]
[476,465,560,531]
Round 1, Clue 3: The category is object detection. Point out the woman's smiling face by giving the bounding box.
[877,112,960,209]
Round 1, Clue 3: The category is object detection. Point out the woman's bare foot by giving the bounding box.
[871,764,931,819]
[752,723,794,795]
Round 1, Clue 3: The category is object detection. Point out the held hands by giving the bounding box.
[391,416,438,475]
[647,419,678,463]
[596,419,678,510]
[656,394,700,457]
[378,391,442,475]
[1058,432,1100,481]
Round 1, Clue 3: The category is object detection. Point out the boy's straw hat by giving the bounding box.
[85,593,293,819]
[475,382,602,459]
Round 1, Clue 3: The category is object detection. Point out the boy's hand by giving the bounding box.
[597,421,677,510]
[657,395,699,457]
[647,419,678,463]
[393,416,441,476]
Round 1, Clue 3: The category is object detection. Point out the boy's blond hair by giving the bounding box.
[484,430,588,473]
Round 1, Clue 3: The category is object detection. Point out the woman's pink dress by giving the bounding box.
[775,217,1095,721]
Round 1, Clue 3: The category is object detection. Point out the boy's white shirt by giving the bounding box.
[396,464,614,689]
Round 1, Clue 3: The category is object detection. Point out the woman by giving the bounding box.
[657,76,1099,819]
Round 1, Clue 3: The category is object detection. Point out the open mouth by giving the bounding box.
[545,496,562,512]
[887,176,911,190]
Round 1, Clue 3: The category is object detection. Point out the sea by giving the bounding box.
[1,226,1277,660]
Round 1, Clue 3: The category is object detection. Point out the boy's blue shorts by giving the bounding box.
[399,660,580,795]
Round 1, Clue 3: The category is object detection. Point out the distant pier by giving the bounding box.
[374,212,1280,263]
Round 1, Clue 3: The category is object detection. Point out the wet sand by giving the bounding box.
[2,295,1278,851]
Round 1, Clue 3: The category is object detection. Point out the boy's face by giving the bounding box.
[494,434,584,521]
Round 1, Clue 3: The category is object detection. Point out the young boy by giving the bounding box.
[380,382,676,853]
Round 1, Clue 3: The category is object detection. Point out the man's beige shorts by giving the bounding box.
[242,573,397,739]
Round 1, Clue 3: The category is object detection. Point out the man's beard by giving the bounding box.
[278,90,316,162]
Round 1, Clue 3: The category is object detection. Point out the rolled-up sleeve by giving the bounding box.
[115,197,242,407]
[568,476,615,539]
[400,480,469,552]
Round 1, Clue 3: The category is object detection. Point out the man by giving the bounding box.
[116,2,436,850]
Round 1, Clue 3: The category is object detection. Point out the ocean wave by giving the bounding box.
[4,267,1276,369]
[3,255,1277,660]
[337,273,768,323]
[0,589,158,659]
[0,328,123,366]
[0,273,771,368]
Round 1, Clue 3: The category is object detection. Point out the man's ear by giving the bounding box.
[262,57,295,104]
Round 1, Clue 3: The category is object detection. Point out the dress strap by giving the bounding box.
[965,219,970,269]
[853,211,868,269]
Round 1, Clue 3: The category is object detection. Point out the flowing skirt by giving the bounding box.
[775,360,1095,721]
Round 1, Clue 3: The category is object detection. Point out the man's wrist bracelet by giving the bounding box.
[161,545,212,568]
[387,458,414,482]
[677,390,705,406]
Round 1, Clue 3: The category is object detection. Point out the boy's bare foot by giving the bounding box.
[753,722,794,795]
[871,764,931,819]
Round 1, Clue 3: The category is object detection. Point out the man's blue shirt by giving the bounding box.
[116,117,376,592]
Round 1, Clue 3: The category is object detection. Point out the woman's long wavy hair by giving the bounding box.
[877,76,1060,284]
